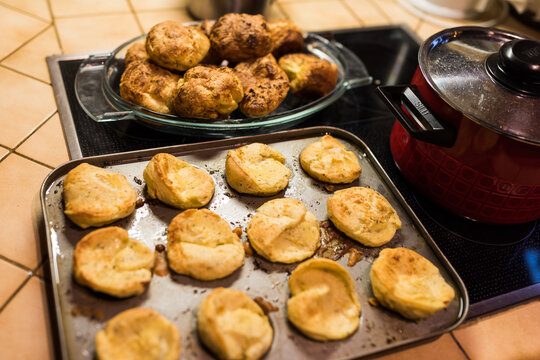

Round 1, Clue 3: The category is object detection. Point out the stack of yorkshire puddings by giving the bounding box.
[119,13,339,120]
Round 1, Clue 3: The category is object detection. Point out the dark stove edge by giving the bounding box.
[466,283,540,319]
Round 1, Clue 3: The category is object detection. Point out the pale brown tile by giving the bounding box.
[0,5,49,59]
[373,333,467,359]
[371,0,420,31]
[2,26,61,83]
[453,300,540,360]
[0,259,30,307]
[415,21,446,41]
[345,0,390,26]
[0,0,51,21]
[0,154,51,269]
[266,3,288,22]
[131,0,188,11]
[50,0,130,17]
[0,277,55,360]
[281,0,361,31]
[17,114,70,168]
[56,13,141,53]
[136,8,194,32]
[0,67,55,148]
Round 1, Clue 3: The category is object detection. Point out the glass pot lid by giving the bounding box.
[419,26,540,146]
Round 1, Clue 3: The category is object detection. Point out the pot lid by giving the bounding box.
[419,26,540,146]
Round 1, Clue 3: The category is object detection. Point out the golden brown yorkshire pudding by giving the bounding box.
[209,13,273,62]
[146,20,210,71]
[124,42,149,66]
[173,65,244,119]
[234,54,290,118]
[119,60,180,114]
[268,19,305,58]
[279,53,338,98]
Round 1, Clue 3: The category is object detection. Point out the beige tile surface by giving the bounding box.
[0,154,51,269]
[136,8,194,32]
[17,113,70,168]
[0,0,51,21]
[0,5,49,59]
[453,300,540,360]
[0,67,56,148]
[415,20,445,41]
[281,0,361,31]
[374,333,466,359]
[50,0,130,17]
[0,258,30,307]
[345,0,390,26]
[371,0,420,31]
[0,277,55,359]
[131,0,188,11]
[56,13,142,53]
[266,3,288,21]
[2,26,61,83]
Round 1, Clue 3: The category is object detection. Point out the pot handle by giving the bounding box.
[377,84,456,147]
[75,54,136,122]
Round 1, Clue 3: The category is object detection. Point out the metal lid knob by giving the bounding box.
[486,39,540,96]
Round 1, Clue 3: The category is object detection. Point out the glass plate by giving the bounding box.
[75,32,372,137]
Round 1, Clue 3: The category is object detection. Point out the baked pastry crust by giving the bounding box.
[167,209,245,280]
[225,143,291,196]
[145,20,210,71]
[95,308,181,360]
[370,247,455,320]
[279,53,338,98]
[287,258,361,341]
[143,153,215,209]
[247,198,320,263]
[234,54,290,118]
[73,226,154,297]
[119,60,180,114]
[268,19,304,58]
[327,186,401,247]
[209,13,273,62]
[63,163,137,229]
[124,42,150,66]
[173,65,244,119]
[300,135,361,183]
[197,288,273,360]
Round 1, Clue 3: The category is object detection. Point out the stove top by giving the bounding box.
[48,25,540,318]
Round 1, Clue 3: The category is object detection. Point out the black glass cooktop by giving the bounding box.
[49,25,540,318]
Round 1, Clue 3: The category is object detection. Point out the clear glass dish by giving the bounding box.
[75,32,372,137]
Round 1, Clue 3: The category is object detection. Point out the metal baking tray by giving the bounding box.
[41,126,468,359]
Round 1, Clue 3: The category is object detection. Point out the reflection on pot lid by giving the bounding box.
[419,26,540,146]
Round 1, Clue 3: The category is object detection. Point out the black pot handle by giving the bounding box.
[377,85,456,147]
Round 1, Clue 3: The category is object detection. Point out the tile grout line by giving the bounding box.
[0,275,32,313]
[450,332,472,360]
[52,11,135,20]
[32,257,51,283]
[366,0,392,23]
[0,1,51,23]
[126,0,145,35]
[0,64,51,85]
[0,253,34,273]
[0,23,52,63]
[340,0,365,26]
[46,0,65,55]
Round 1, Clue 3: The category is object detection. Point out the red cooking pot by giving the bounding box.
[378,27,540,225]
